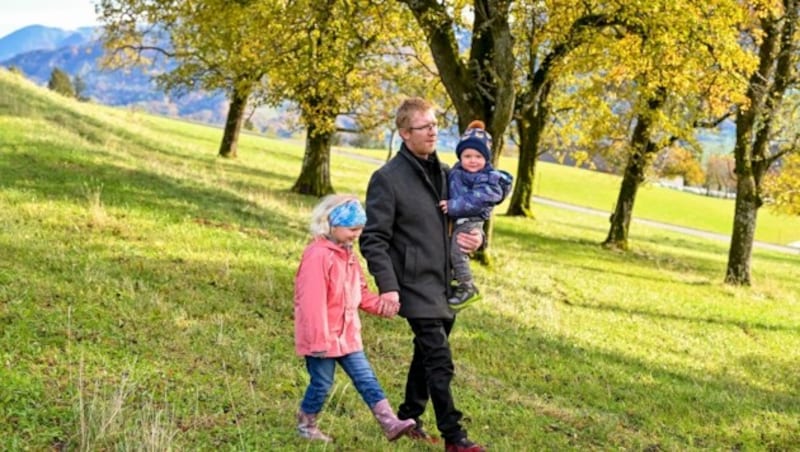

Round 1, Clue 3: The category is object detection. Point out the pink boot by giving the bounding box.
[371,399,416,441]
[297,411,332,442]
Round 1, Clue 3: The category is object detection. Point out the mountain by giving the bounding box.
[0,34,241,128]
[0,25,96,61]
[0,25,285,132]
[2,40,233,124]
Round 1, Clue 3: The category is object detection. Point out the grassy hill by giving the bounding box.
[1,69,799,451]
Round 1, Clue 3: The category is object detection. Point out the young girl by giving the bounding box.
[294,195,416,443]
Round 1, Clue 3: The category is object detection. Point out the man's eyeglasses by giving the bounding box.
[407,123,438,132]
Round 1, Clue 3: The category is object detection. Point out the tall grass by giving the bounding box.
[1,68,798,451]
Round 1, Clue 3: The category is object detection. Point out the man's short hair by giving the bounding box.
[395,97,435,130]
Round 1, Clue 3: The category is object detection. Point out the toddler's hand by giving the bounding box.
[439,200,448,214]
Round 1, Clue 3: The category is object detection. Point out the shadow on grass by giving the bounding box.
[495,219,800,292]
[494,222,720,278]
[0,231,309,448]
[3,75,797,449]
[2,84,302,192]
[565,298,800,335]
[453,309,799,448]
[524,215,799,268]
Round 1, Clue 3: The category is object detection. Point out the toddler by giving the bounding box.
[439,120,512,309]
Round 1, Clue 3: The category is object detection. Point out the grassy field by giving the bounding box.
[1,69,799,451]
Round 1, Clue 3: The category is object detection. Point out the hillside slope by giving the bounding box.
[1,69,798,451]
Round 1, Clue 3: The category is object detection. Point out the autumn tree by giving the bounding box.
[341,29,449,163]
[726,0,800,284]
[399,1,515,151]
[98,0,289,158]
[653,145,706,187]
[507,1,645,218]
[261,0,423,196]
[543,0,753,249]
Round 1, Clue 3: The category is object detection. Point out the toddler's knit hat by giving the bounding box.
[456,120,492,161]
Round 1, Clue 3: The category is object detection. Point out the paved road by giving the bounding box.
[337,149,800,256]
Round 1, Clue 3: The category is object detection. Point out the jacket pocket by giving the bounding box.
[402,246,417,283]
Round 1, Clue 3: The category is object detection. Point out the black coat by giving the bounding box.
[360,145,454,319]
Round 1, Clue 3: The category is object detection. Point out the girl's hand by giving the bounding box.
[439,200,448,214]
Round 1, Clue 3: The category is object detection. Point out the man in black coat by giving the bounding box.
[360,97,486,452]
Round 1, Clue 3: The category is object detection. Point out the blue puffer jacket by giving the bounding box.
[446,162,513,220]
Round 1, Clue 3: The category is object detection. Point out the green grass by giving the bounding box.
[1,68,799,451]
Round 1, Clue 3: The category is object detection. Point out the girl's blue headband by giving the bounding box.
[329,200,366,227]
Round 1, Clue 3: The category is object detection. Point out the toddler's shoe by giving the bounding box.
[448,283,481,310]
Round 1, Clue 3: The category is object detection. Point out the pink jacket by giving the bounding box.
[294,237,382,357]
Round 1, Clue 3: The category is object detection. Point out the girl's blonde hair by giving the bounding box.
[309,194,363,237]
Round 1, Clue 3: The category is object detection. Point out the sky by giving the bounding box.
[0,0,100,38]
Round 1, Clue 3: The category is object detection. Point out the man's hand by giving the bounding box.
[379,291,400,317]
[456,228,484,253]
[439,200,448,214]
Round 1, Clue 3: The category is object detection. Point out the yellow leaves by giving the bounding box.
[763,153,800,215]
[654,145,705,186]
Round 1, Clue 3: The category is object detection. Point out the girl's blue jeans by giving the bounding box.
[300,350,386,414]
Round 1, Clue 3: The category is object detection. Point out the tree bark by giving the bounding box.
[476,134,506,265]
[603,90,665,250]
[218,85,250,159]
[603,151,645,250]
[725,174,758,284]
[725,0,797,285]
[291,122,334,196]
[507,87,548,217]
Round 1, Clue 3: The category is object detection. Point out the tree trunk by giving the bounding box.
[603,151,645,250]
[505,12,626,217]
[386,129,396,162]
[218,85,250,159]
[603,90,665,250]
[506,112,542,217]
[291,123,334,196]
[474,130,508,265]
[725,174,758,285]
[724,1,797,285]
